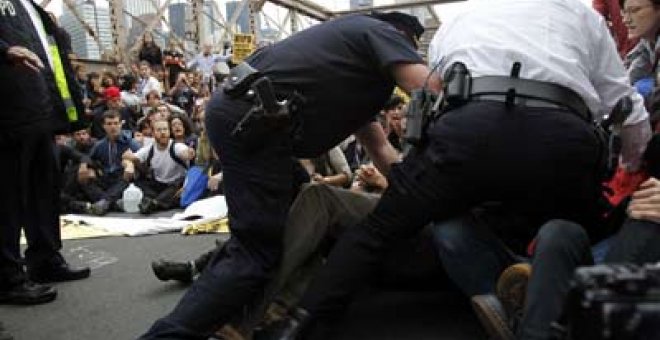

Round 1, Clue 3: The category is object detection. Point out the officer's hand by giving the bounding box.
[628,177,660,223]
[356,164,388,190]
[7,46,44,73]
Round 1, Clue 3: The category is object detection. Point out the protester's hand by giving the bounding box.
[78,164,91,184]
[7,46,44,73]
[628,177,660,223]
[123,164,135,182]
[208,175,222,191]
[355,164,388,190]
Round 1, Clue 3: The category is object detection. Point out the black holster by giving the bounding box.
[223,62,303,152]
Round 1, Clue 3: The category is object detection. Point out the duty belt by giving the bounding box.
[469,76,592,122]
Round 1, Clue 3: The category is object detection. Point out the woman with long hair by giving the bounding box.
[138,31,163,68]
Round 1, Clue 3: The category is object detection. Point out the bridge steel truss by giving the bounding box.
[55,0,464,63]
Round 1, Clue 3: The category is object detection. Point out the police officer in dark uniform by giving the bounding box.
[140,12,438,339]
[0,0,90,307]
[256,0,653,338]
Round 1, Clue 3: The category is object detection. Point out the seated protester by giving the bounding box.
[135,116,155,148]
[193,110,223,197]
[119,74,142,122]
[141,90,162,117]
[170,113,198,151]
[339,134,371,173]
[70,121,97,154]
[54,140,94,213]
[123,119,195,214]
[137,61,162,100]
[151,182,447,338]
[380,95,405,152]
[145,94,186,119]
[168,73,196,116]
[76,110,141,215]
[300,146,352,188]
[90,86,135,139]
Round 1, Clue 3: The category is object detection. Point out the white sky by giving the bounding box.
[45,0,593,27]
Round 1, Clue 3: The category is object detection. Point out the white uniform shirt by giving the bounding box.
[135,140,189,184]
[20,0,53,69]
[428,0,650,169]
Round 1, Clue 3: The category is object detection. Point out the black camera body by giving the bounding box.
[565,263,660,340]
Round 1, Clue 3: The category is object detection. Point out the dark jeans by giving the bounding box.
[0,128,64,287]
[135,177,184,210]
[605,218,660,264]
[79,172,128,204]
[141,93,297,339]
[433,216,593,340]
[297,102,602,322]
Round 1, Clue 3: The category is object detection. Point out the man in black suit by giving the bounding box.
[0,0,90,306]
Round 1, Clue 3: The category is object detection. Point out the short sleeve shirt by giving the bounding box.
[245,14,423,157]
[135,140,189,184]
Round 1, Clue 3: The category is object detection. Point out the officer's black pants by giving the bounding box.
[298,101,603,323]
[0,127,63,287]
[141,93,296,339]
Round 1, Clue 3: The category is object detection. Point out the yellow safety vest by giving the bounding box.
[47,35,78,123]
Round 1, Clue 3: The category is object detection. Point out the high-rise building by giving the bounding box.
[350,0,372,10]
[225,0,249,34]
[125,0,156,18]
[60,1,113,60]
[168,2,188,38]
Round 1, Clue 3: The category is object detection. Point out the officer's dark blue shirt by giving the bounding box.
[245,14,423,158]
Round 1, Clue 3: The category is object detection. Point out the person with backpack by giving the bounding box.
[123,119,195,214]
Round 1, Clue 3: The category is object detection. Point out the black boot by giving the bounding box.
[253,307,311,340]
[151,259,194,283]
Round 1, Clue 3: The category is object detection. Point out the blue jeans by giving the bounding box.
[431,216,593,340]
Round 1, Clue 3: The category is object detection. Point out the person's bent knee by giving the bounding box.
[430,217,475,257]
[535,219,589,254]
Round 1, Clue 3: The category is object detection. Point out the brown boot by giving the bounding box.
[471,262,531,340]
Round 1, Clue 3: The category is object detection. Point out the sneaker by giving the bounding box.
[471,294,515,340]
[90,199,110,216]
[471,263,531,340]
[496,262,531,331]
[151,260,194,283]
[68,200,92,214]
[139,198,157,215]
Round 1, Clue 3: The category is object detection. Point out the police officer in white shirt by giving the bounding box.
[258,1,653,339]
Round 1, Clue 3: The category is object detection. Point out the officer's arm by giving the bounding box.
[392,63,442,95]
[355,121,400,175]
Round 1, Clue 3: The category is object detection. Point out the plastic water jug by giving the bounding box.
[122,183,143,213]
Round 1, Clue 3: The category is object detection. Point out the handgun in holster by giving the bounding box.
[223,62,295,150]
[403,88,435,154]
[598,96,632,181]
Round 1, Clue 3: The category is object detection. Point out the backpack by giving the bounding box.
[146,141,189,170]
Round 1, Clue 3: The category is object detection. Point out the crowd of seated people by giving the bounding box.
[54,41,232,216]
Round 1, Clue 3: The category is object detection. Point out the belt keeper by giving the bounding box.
[505,88,516,108]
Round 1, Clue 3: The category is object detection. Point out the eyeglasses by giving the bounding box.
[621,4,653,16]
